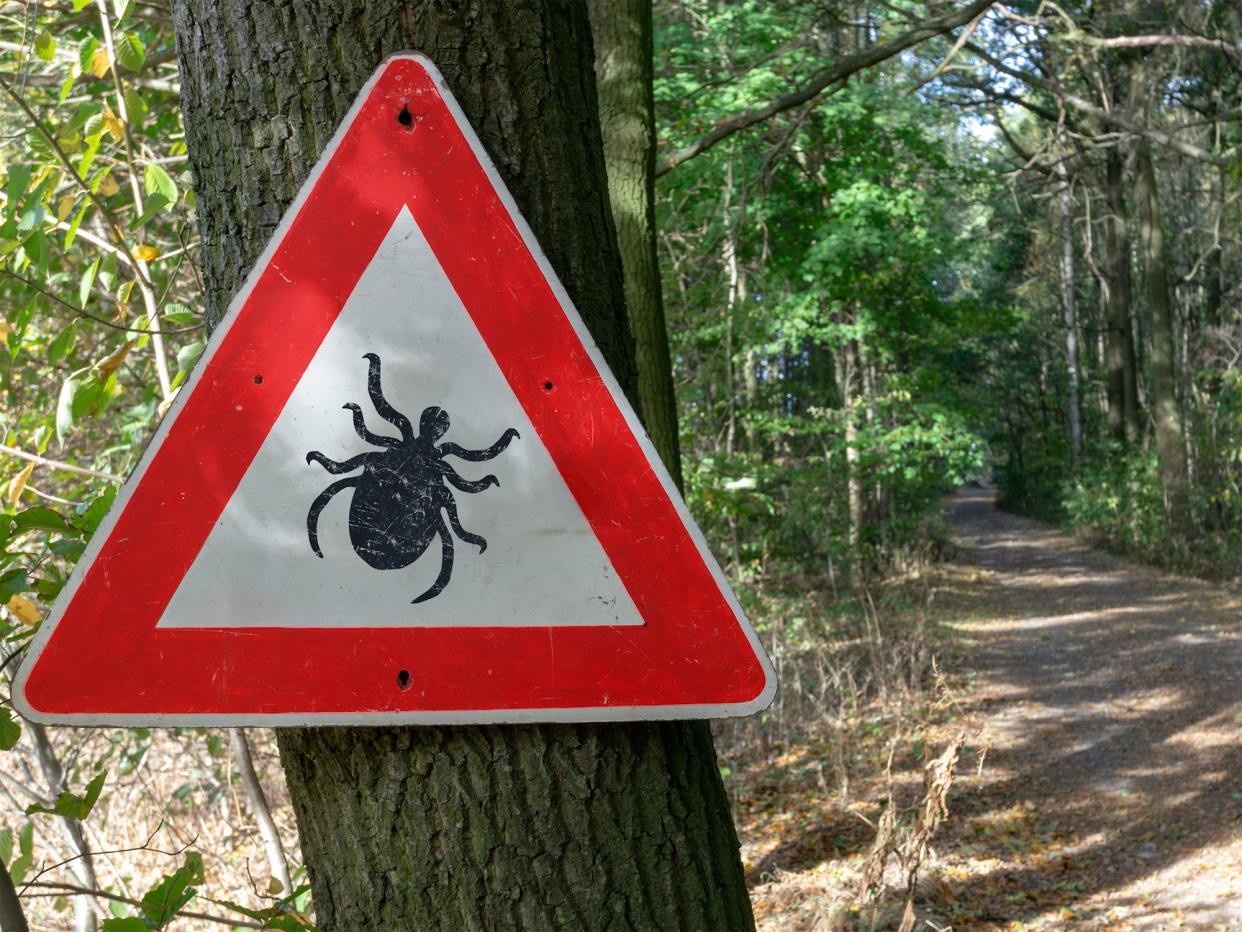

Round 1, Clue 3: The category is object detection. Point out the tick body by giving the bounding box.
[306,353,519,603]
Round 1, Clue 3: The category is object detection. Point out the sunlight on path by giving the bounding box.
[941,486,1242,929]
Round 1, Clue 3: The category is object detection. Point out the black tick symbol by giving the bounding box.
[306,353,519,603]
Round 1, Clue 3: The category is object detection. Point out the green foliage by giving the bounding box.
[26,770,106,819]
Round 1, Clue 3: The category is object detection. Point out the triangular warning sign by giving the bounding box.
[14,54,775,725]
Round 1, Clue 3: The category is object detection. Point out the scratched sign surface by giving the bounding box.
[14,53,776,726]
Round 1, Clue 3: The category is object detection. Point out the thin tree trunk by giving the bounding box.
[1135,138,1189,530]
[588,0,683,484]
[171,2,753,929]
[1105,145,1140,444]
[0,856,27,932]
[27,725,96,932]
[228,729,292,896]
[1056,165,1083,468]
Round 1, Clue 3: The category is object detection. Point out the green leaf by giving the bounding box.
[101,919,147,932]
[14,507,69,533]
[77,486,117,537]
[143,163,177,204]
[9,823,32,885]
[132,192,170,229]
[80,258,100,308]
[4,166,31,217]
[0,708,21,751]
[0,571,27,602]
[33,30,56,62]
[176,340,204,373]
[0,829,11,867]
[26,771,106,820]
[140,860,198,926]
[113,32,145,73]
[56,376,80,444]
[112,0,132,22]
[48,321,79,365]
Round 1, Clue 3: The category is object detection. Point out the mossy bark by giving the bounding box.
[170,1,753,928]
[587,0,682,485]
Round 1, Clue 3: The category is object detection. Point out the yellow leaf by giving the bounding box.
[266,877,284,896]
[157,385,181,418]
[0,319,11,347]
[95,339,135,380]
[88,47,111,78]
[101,102,125,143]
[132,243,159,262]
[56,195,76,222]
[6,595,42,626]
[5,462,34,507]
[97,173,120,197]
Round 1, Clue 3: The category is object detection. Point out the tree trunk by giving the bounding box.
[1135,138,1189,530]
[587,0,682,484]
[171,2,754,929]
[1056,165,1083,469]
[1105,145,1140,444]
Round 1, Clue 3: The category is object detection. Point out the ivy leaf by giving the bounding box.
[143,163,177,204]
[26,771,106,820]
[112,32,145,73]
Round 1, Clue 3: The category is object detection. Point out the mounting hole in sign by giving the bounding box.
[396,106,414,129]
[543,380,554,392]
[396,669,412,690]
[253,374,263,385]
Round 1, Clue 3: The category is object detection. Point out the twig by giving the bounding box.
[0,444,122,483]
[0,266,202,336]
[21,883,261,929]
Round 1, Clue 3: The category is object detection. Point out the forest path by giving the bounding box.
[937,486,1242,928]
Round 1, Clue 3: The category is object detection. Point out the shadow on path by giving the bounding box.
[937,486,1242,928]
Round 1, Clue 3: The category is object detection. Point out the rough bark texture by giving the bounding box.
[1104,145,1140,444]
[1135,139,1188,527]
[587,0,683,485]
[170,2,753,929]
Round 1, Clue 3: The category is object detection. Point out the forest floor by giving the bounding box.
[736,486,1242,930]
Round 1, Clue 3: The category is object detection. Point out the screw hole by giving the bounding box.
[397,106,413,128]
[396,669,412,690]
[252,374,263,385]
[543,381,554,392]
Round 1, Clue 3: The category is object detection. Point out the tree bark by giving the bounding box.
[1104,145,1140,444]
[587,0,682,485]
[1135,138,1189,529]
[1056,164,1082,469]
[171,2,753,929]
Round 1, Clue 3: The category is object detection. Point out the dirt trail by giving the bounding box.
[939,487,1242,928]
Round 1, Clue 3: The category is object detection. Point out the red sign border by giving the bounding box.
[14,54,776,725]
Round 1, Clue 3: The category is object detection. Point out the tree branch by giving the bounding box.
[655,0,997,177]
[964,41,1228,165]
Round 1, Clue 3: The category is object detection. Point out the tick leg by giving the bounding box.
[438,427,520,462]
[445,498,488,553]
[440,465,499,495]
[363,353,414,442]
[343,403,401,448]
[306,451,370,474]
[412,522,454,604]
[307,477,360,558]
